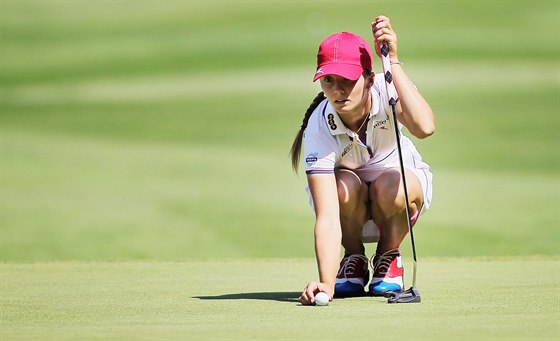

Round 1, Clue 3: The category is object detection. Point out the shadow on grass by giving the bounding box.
[193,292,300,303]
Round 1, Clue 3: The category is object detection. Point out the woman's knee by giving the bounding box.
[370,169,422,213]
[371,169,403,210]
[335,168,367,209]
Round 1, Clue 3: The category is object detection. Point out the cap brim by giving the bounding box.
[313,63,363,82]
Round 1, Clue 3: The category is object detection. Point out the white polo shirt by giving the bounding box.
[304,74,405,174]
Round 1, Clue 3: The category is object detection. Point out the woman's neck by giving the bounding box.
[341,91,372,132]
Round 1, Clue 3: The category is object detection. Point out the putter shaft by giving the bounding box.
[389,102,417,288]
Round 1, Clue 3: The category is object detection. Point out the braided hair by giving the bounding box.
[290,91,326,173]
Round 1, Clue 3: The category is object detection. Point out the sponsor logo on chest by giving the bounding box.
[373,118,389,129]
[341,143,353,157]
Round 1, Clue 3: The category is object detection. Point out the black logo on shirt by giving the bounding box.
[327,113,337,130]
[342,143,353,157]
[373,118,388,129]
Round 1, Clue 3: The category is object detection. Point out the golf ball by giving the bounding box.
[314,292,329,306]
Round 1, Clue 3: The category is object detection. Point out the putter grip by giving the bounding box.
[376,36,399,104]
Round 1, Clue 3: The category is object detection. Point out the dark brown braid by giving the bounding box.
[290,91,326,173]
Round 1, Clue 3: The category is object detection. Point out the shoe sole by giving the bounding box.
[334,281,367,298]
[368,282,403,296]
[367,290,388,297]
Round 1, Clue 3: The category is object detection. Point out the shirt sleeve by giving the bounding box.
[303,101,339,175]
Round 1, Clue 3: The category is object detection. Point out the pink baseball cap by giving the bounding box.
[313,32,373,82]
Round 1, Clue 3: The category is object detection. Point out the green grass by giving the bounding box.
[1,128,558,260]
[1,257,559,340]
[1,2,558,260]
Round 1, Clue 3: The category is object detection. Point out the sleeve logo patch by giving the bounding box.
[305,153,318,166]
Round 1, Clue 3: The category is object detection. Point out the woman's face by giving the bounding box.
[319,73,372,117]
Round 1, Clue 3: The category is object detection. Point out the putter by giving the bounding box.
[374,22,421,304]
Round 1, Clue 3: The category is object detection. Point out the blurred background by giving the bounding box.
[1,1,558,261]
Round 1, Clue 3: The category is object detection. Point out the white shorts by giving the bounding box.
[306,142,432,243]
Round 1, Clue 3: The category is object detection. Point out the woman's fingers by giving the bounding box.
[372,16,398,57]
[299,282,318,305]
[299,282,333,305]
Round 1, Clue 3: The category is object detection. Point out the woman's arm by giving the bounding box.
[392,64,435,138]
[373,15,435,139]
[299,173,341,304]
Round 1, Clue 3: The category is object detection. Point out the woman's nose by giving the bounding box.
[333,81,345,93]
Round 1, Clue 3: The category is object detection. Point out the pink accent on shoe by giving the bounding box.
[371,249,403,283]
[410,210,419,227]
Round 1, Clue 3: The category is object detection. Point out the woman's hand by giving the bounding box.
[299,281,334,305]
[372,15,399,63]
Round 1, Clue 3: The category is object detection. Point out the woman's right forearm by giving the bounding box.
[307,173,341,294]
[314,217,342,292]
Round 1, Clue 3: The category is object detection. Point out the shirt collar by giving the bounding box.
[324,86,382,136]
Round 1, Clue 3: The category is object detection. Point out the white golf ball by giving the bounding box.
[314,292,329,306]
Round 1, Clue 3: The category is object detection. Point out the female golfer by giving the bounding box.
[291,16,435,305]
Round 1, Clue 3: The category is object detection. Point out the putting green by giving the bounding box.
[2,257,558,340]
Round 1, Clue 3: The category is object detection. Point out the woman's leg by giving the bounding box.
[369,168,424,253]
[368,167,424,295]
[335,168,369,255]
[333,168,370,296]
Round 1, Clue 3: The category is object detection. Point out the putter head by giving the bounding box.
[385,287,421,304]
